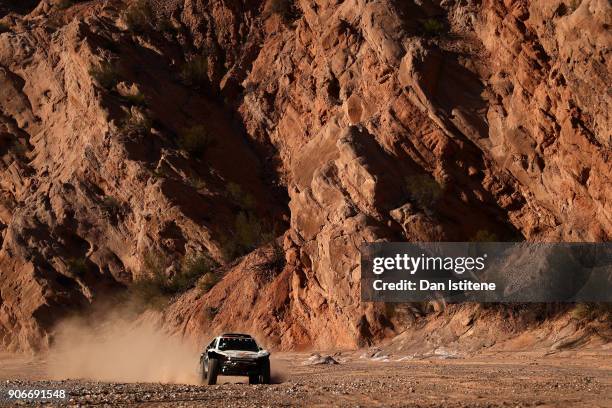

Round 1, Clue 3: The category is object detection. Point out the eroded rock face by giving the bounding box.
[0,1,284,351]
[0,0,609,352]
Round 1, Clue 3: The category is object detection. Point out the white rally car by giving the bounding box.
[199,333,271,385]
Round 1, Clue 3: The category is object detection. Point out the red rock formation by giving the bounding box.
[0,0,609,352]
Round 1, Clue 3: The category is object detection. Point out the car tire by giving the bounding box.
[199,359,207,382]
[207,358,219,385]
[248,374,259,385]
[259,359,271,384]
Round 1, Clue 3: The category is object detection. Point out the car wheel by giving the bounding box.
[207,358,219,385]
[259,359,271,384]
[248,374,259,385]
[199,359,208,382]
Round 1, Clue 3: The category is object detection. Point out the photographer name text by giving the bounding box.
[372,279,496,292]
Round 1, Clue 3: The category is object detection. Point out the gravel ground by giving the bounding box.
[0,352,610,407]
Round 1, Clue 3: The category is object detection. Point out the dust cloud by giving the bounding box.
[270,359,288,384]
[47,310,201,385]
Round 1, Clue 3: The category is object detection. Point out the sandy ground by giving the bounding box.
[0,351,610,407]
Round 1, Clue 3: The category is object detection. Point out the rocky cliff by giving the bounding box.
[0,0,609,352]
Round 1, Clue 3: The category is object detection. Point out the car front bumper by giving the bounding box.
[220,358,262,376]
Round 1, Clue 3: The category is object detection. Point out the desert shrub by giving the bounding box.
[178,125,211,156]
[143,251,168,276]
[254,240,286,281]
[421,18,446,37]
[197,272,219,294]
[130,273,168,309]
[221,183,278,260]
[269,0,300,24]
[268,240,286,270]
[189,177,207,190]
[227,182,256,210]
[571,303,612,321]
[120,109,151,134]
[180,55,209,88]
[203,306,219,320]
[227,182,242,200]
[406,174,444,210]
[56,0,75,9]
[235,211,265,251]
[155,15,174,33]
[221,213,264,261]
[471,229,498,242]
[132,251,218,307]
[131,251,172,307]
[174,254,218,292]
[123,90,147,107]
[67,257,88,277]
[123,0,153,32]
[224,210,277,260]
[89,62,119,90]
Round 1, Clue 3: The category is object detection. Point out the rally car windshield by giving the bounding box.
[218,338,259,352]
